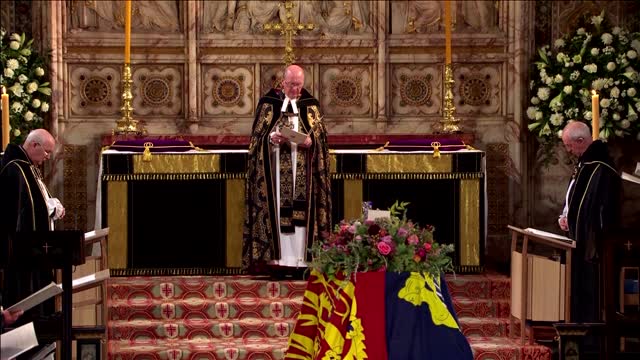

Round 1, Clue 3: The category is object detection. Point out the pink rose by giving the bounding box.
[381,235,393,244]
[396,227,408,238]
[424,242,432,252]
[377,241,392,255]
[407,234,419,245]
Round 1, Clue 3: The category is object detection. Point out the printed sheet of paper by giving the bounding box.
[280,127,308,144]
[524,228,574,245]
[622,171,640,185]
[5,282,62,313]
[367,209,391,221]
[0,322,38,360]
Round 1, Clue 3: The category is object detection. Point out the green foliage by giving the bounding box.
[0,30,51,144]
[310,201,455,280]
[528,11,640,163]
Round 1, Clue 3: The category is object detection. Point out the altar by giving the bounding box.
[99,147,485,274]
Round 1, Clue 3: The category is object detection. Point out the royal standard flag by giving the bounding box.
[285,270,473,360]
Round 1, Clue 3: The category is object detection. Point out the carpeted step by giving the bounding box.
[108,277,307,302]
[445,274,511,300]
[459,317,513,338]
[108,338,289,360]
[109,297,303,321]
[453,296,511,318]
[108,318,297,341]
[468,337,551,360]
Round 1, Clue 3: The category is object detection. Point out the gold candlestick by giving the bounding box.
[440,63,461,133]
[114,63,143,135]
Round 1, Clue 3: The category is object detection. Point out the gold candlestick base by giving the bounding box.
[114,63,144,135]
[439,63,461,133]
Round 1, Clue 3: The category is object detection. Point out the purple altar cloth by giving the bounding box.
[108,139,195,153]
[383,138,467,151]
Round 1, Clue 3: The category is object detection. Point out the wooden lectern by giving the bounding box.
[2,231,85,360]
[508,225,575,344]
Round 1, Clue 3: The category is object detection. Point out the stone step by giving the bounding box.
[108,318,296,341]
[109,297,302,321]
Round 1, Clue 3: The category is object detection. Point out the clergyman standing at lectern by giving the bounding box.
[558,121,620,323]
[0,129,65,319]
[243,65,332,278]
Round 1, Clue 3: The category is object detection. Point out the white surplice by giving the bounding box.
[270,97,308,268]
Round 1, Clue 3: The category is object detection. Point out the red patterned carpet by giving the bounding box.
[106,273,551,360]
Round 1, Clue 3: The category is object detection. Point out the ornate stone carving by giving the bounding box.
[70,0,181,32]
[320,65,371,116]
[454,64,500,114]
[200,0,371,35]
[391,64,441,116]
[70,65,121,116]
[390,0,498,34]
[133,66,182,116]
[203,65,254,116]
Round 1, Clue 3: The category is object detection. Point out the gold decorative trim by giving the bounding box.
[133,154,220,174]
[366,154,452,173]
[226,179,244,267]
[454,265,483,274]
[343,180,363,222]
[331,172,483,180]
[67,47,185,54]
[109,267,247,277]
[459,179,480,267]
[199,47,375,56]
[390,46,504,55]
[102,173,245,181]
[329,154,337,173]
[107,182,128,269]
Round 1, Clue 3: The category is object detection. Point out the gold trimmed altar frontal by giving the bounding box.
[101,149,485,274]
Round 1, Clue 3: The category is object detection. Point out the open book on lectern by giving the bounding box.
[524,228,575,246]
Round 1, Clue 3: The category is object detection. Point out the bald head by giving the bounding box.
[561,121,592,157]
[282,65,305,99]
[23,129,55,165]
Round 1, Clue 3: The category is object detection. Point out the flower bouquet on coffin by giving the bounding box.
[309,201,455,279]
[0,30,51,143]
[286,203,473,360]
[527,10,640,162]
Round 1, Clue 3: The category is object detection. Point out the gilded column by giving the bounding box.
[187,0,199,133]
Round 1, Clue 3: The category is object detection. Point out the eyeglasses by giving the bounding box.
[283,81,303,88]
[36,142,52,157]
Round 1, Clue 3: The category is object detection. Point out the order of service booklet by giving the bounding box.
[5,282,63,313]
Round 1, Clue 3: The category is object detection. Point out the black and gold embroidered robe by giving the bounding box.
[0,143,55,314]
[242,88,332,271]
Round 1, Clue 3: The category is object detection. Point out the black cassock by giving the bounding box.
[0,143,55,317]
[242,88,332,272]
[566,140,620,322]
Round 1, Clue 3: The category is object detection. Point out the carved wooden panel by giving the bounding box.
[202,65,254,116]
[69,65,121,117]
[320,65,372,116]
[454,64,501,115]
[391,64,441,115]
[486,142,509,236]
[133,65,182,116]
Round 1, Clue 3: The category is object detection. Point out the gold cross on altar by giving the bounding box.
[263,0,315,66]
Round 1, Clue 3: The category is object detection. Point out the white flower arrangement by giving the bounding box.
[528,11,640,160]
[0,30,51,143]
